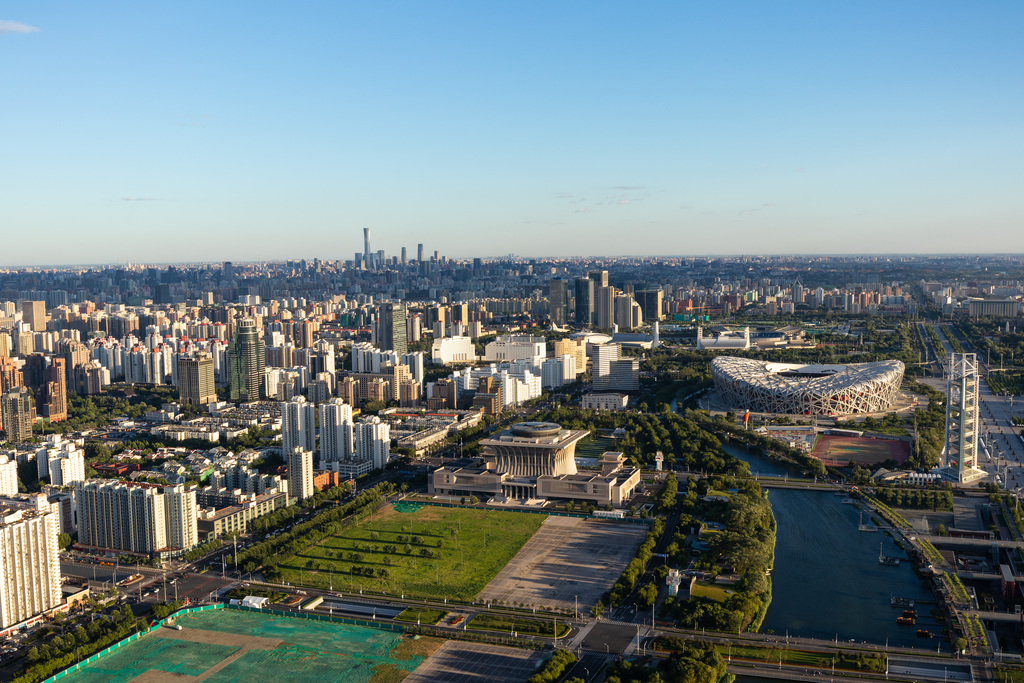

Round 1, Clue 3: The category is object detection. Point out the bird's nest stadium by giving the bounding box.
[712,357,905,416]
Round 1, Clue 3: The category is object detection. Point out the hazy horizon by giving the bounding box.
[2,2,1022,265]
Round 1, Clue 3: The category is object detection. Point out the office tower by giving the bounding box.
[1,387,34,442]
[24,355,67,423]
[401,247,407,265]
[635,290,664,322]
[75,480,198,556]
[591,343,620,380]
[574,278,594,326]
[451,303,469,324]
[548,278,569,326]
[319,398,354,463]
[376,303,408,354]
[554,338,587,375]
[282,396,316,456]
[19,301,46,333]
[943,353,983,483]
[614,294,643,331]
[177,354,216,406]
[596,286,616,330]
[0,497,61,628]
[589,270,609,288]
[355,416,390,470]
[0,455,17,496]
[363,228,372,268]
[287,448,314,502]
[228,317,264,401]
[309,339,336,377]
[417,243,424,263]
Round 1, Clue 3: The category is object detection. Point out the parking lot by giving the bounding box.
[478,516,648,613]
[403,641,546,683]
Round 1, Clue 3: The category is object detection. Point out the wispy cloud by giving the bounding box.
[0,21,40,33]
[612,185,645,191]
[121,197,161,201]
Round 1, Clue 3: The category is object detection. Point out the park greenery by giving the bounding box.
[527,649,577,683]
[662,475,775,633]
[233,483,395,574]
[605,640,727,683]
[467,613,570,638]
[272,505,545,600]
[608,518,664,608]
[536,405,748,473]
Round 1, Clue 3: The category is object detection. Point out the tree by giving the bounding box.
[937,523,948,536]
[954,636,968,653]
[469,495,479,505]
[57,533,73,550]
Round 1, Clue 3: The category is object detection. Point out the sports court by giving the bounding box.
[61,608,430,683]
[403,641,546,682]
[478,516,647,612]
[811,434,911,467]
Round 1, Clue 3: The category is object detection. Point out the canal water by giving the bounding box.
[723,444,942,650]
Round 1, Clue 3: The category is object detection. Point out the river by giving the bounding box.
[723,443,942,651]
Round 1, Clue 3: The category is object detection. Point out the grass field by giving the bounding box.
[394,608,447,625]
[690,582,733,602]
[277,504,547,600]
[467,613,570,638]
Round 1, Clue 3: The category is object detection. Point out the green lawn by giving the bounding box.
[690,581,733,602]
[467,612,571,638]
[276,505,546,601]
[394,607,447,625]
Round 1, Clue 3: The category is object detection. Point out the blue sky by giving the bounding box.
[1,2,1021,265]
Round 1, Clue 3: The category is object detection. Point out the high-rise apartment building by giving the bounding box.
[24,356,67,423]
[355,416,390,470]
[0,496,61,629]
[282,396,316,456]
[177,354,216,406]
[376,303,408,355]
[574,278,594,326]
[19,301,46,333]
[228,318,264,401]
[548,278,569,326]
[75,480,198,557]
[287,448,314,502]
[0,455,17,496]
[319,398,354,463]
[0,357,21,394]
[1,387,34,443]
[36,438,86,486]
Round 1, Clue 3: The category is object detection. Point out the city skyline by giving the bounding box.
[2,1,1022,265]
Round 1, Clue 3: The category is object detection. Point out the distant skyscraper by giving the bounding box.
[19,301,46,333]
[574,278,594,326]
[228,318,264,401]
[177,354,216,406]
[401,246,407,265]
[548,278,569,326]
[635,290,664,322]
[319,398,354,463]
[589,270,609,288]
[363,227,372,267]
[417,243,424,263]
[596,286,616,330]
[287,448,314,502]
[376,303,408,355]
[282,396,316,456]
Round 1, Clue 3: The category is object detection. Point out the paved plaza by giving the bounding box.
[478,516,647,613]
[403,641,546,683]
